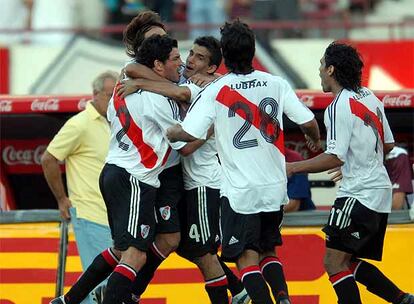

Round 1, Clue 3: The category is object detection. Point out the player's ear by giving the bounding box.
[327,64,335,76]
[207,64,217,74]
[154,59,163,72]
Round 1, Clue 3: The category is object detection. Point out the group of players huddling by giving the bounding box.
[51,10,413,304]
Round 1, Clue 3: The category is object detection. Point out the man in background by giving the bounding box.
[41,71,118,304]
[385,146,413,210]
[284,147,315,212]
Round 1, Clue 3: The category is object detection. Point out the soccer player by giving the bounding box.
[167,20,321,304]
[286,42,414,304]
[118,36,250,304]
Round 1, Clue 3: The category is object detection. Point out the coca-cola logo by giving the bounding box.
[382,94,412,107]
[300,95,314,107]
[0,100,13,112]
[30,99,60,111]
[77,98,88,111]
[2,145,47,166]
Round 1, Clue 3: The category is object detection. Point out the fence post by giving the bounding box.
[55,220,69,296]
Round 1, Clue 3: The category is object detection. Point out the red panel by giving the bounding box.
[0,48,9,94]
[291,295,320,304]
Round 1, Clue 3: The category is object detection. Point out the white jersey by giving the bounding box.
[182,71,315,214]
[324,87,394,213]
[106,90,186,188]
[180,80,222,190]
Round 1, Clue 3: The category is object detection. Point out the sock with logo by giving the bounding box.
[218,256,244,296]
[329,270,362,304]
[260,256,289,302]
[65,248,118,304]
[240,266,273,304]
[102,263,137,304]
[205,275,229,304]
[351,259,404,303]
[129,242,166,300]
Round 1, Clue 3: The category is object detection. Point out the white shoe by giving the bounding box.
[232,289,250,304]
[49,295,66,304]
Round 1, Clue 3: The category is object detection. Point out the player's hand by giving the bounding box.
[328,167,342,182]
[305,134,322,152]
[57,196,72,221]
[116,79,139,98]
[286,162,295,178]
[189,73,215,87]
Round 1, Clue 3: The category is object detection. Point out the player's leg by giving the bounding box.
[220,197,273,304]
[192,253,229,304]
[129,164,183,302]
[322,197,368,304]
[348,211,412,304]
[259,210,290,304]
[102,174,157,304]
[217,257,250,304]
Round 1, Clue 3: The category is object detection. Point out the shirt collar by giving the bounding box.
[85,101,102,120]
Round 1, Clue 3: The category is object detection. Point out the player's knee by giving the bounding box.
[121,247,147,271]
[323,254,347,276]
[157,232,181,253]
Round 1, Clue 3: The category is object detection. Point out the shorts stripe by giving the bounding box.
[128,176,140,238]
[197,187,210,244]
[341,198,356,229]
[338,197,352,228]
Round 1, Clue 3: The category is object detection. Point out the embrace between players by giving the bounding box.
[51,10,413,304]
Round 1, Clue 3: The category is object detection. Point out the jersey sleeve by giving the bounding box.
[46,117,82,161]
[281,79,315,124]
[181,87,216,140]
[150,96,187,150]
[179,80,202,104]
[325,97,353,161]
[382,112,394,144]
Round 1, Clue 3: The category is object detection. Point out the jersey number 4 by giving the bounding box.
[228,97,280,149]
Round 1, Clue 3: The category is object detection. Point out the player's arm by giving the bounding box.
[124,62,168,82]
[383,109,395,155]
[287,152,344,177]
[118,78,191,103]
[168,123,198,143]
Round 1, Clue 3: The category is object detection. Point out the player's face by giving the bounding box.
[163,47,183,83]
[144,26,166,39]
[319,55,331,93]
[183,44,214,78]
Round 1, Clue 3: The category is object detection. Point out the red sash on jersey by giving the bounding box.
[113,83,160,168]
[216,85,285,155]
[349,98,384,143]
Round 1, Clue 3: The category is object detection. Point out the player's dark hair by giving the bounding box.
[136,35,178,68]
[220,20,255,74]
[123,11,166,58]
[193,36,222,70]
[324,42,364,92]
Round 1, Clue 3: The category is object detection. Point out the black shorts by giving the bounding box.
[322,197,388,261]
[220,197,283,262]
[176,186,221,260]
[155,164,184,234]
[99,164,157,252]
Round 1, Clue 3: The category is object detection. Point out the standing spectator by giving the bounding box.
[385,146,414,210]
[187,0,226,39]
[41,71,118,304]
[287,42,413,304]
[284,148,315,212]
[167,20,320,304]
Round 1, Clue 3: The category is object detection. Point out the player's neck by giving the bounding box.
[331,83,343,96]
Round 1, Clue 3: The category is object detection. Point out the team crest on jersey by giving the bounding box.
[140,224,150,239]
[160,206,171,220]
[328,140,336,150]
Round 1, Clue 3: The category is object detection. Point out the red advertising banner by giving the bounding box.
[0,91,413,115]
[0,47,9,94]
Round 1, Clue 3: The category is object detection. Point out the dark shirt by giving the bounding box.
[285,148,316,211]
[385,147,413,194]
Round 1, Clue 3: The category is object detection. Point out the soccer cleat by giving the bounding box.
[231,288,251,304]
[399,294,414,304]
[92,285,106,304]
[49,295,66,304]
